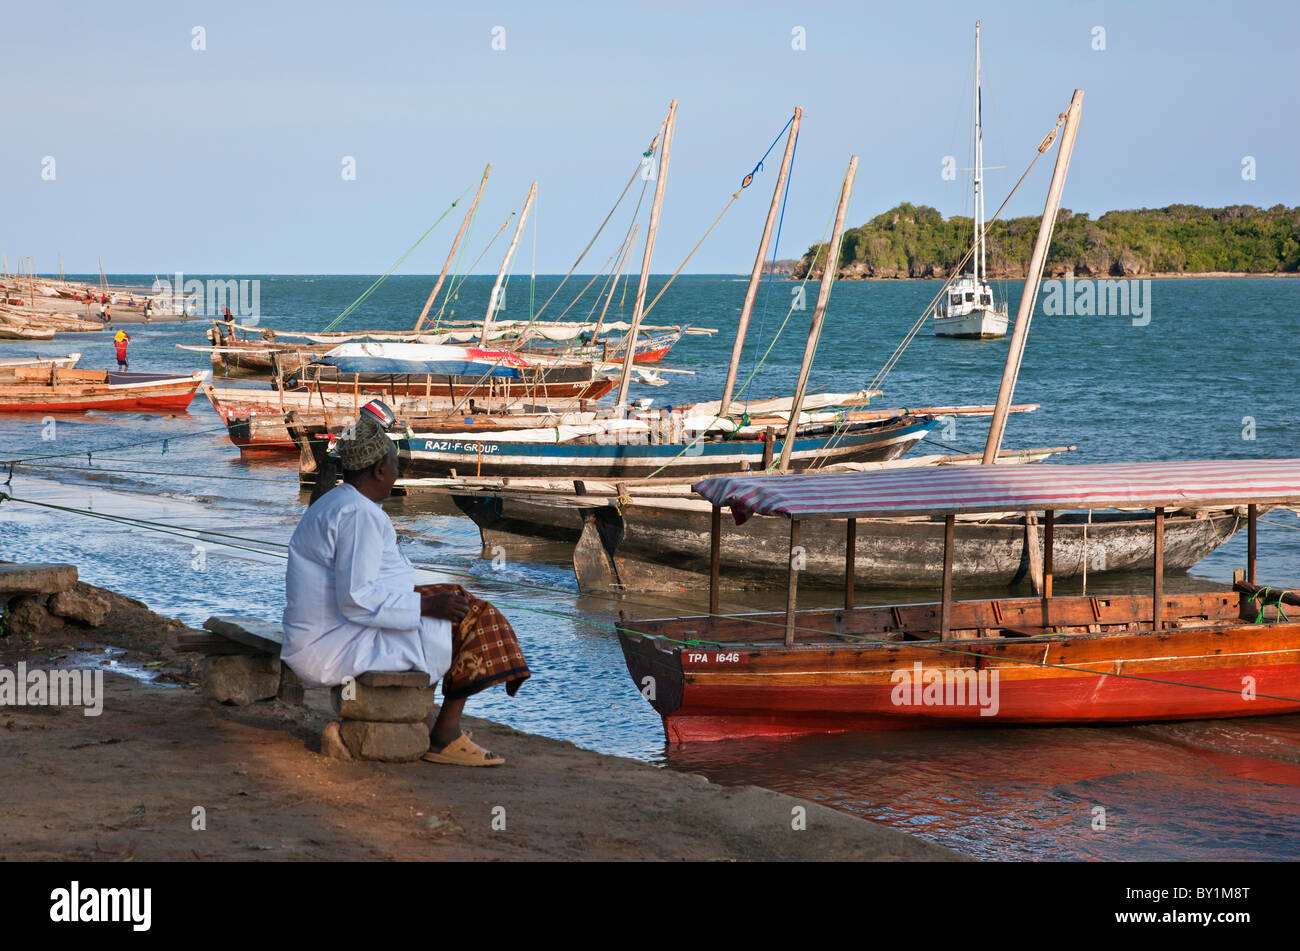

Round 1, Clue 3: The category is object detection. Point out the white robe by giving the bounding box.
[281,483,452,688]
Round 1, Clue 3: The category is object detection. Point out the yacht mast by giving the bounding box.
[974,20,985,284]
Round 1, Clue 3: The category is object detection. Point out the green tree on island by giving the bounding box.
[796,204,1300,279]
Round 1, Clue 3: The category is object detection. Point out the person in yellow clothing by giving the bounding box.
[113,330,131,370]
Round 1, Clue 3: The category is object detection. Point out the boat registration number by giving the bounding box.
[419,440,501,454]
[685,651,743,664]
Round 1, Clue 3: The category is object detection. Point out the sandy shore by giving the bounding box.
[0,580,960,862]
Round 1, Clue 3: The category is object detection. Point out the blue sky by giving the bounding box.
[4,0,1295,274]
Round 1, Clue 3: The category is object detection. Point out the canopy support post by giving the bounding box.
[784,519,801,646]
[1247,503,1257,585]
[1042,508,1054,627]
[940,513,955,640]
[844,518,856,611]
[709,503,721,616]
[1153,507,1165,631]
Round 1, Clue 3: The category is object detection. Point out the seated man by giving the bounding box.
[282,415,529,766]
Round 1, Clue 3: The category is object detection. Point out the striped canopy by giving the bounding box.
[694,459,1300,522]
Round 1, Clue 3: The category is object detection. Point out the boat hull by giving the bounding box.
[619,593,1300,742]
[0,370,206,412]
[400,417,935,480]
[934,308,1008,338]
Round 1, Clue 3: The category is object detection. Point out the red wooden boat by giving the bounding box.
[0,367,208,412]
[619,458,1300,742]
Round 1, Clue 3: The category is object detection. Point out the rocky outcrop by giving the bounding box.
[6,595,65,638]
[49,589,111,627]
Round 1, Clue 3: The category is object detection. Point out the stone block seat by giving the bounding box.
[175,616,436,762]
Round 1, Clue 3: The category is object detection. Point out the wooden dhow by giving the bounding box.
[0,367,208,412]
[619,457,1300,743]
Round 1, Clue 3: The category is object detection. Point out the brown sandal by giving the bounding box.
[421,731,505,767]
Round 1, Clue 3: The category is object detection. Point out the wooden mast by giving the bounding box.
[982,89,1084,464]
[481,181,538,346]
[973,20,986,287]
[415,163,491,332]
[777,154,858,472]
[615,99,677,412]
[718,106,802,417]
[594,224,638,339]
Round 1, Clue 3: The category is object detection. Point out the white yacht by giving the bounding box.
[934,20,1009,339]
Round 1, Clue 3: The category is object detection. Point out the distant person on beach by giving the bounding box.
[281,416,529,767]
[223,306,233,322]
[113,330,131,370]
[97,302,108,324]
[143,298,153,321]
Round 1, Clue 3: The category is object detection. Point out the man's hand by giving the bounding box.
[421,592,470,623]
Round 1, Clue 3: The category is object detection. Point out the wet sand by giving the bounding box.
[0,581,959,862]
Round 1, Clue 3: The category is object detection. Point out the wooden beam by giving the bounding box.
[940,513,955,640]
[1041,508,1054,627]
[1153,506,1165,631]
[982,89,1085,463]
[615,100,677,411]
[709,503,721,615]
[1247,502,1257,585]
[482,181,537,344]
[784,519,801,646]
[1043,509,1054,598]
[1026,514,1043,596]
[415,163,490,332]
[845,517,856,611]
[779,154,858,472]
[718,106,801,417]
[593,224,638,337]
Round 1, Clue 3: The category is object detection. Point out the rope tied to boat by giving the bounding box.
[1250,586,1291,623]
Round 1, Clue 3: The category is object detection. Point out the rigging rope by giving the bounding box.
[866,110,1067,395]
[320,180,477,333]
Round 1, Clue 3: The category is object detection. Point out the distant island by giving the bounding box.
[794,203,1300,280]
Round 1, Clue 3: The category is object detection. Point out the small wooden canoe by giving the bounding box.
[0,324,56,341]
[0,367,209,412]
[0,353,81,369]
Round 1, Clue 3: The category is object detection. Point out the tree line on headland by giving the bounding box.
[793,203,1300,279]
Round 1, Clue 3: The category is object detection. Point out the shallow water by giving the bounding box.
[1,274,1297,859]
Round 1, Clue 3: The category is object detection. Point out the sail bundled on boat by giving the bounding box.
[317,342,531,378]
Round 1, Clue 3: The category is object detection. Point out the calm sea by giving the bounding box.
[2,274,1298,860]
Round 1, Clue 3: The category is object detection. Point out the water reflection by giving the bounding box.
[663,716,1300,860]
